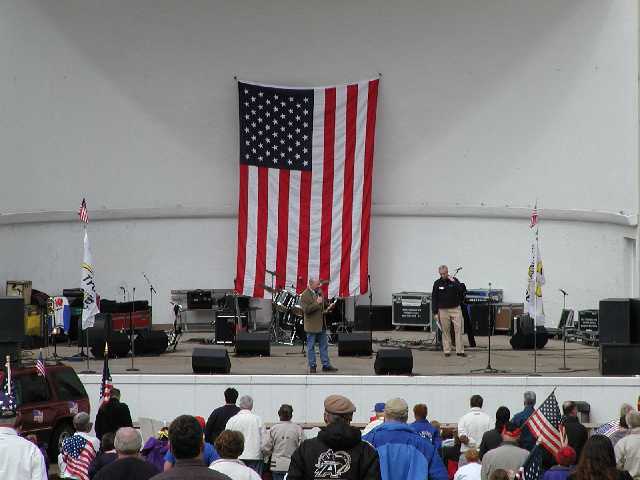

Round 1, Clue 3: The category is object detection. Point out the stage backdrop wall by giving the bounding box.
[0,0,637,326]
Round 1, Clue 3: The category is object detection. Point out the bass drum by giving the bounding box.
[274,290,295,313]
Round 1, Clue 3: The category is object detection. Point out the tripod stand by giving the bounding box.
[471,282,508,374]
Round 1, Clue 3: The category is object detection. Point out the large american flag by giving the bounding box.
[525,391,565,455]
[235,79,379,298]
[61,434,97,480]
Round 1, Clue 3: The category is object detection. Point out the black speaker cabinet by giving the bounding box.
[235,332,270,356]
[187,290,213,310]
[354,305,392,331]
[192,348,231,374]
[0,297,25,342]
[90,331,130,358]
[215,312,236,344]
[469,304,492,336]
[509,326,549,350]
[134,330,168,355]
[338,332,372,356]
[600,343,640,375]
[374,348,413,375]
[599,299,631,344]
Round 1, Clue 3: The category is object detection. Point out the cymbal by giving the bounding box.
[260,284,278,294]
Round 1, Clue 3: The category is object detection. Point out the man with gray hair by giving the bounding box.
[225,395,266,474]
[511,391,536,450]
[615,410,640,478]
[94,427,159,479]
[363,398,447,480]
[0,407,47,480]
[300,278,338,373]
[431,265,466,357]
[59,412,101,479]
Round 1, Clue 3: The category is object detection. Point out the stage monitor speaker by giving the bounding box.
[513,314,535,335]
[134,330,168,355]
[509,326,549,350]
[0,297,25,342]
[354,305,392,331]
[90,331,130,358]
[600,343,640,375]
[235,332,270,356]
[374,348,413,375]
[192,348,231,374]
[599,298,631,344]
[338,332,372,356]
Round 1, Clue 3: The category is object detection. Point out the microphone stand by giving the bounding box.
[126,287,139,371]
[143,273,156,324]
[559,289,570,371]
[471,282,507,374]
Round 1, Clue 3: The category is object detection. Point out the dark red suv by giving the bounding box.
[0,363,90,457]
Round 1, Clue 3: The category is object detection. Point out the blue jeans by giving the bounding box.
[306,331,330,369]
[272,473,287,480]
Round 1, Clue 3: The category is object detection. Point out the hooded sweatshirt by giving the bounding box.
[287,420,380,480]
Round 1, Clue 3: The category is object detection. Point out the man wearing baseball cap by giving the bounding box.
[287,394,380,480]
[363,398,447,480]
[362,403,385,435]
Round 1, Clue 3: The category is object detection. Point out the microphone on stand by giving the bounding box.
[559,289,568,295]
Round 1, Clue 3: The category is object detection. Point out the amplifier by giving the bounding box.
[392,292,433,330]
[187,290,213,310]
[465,289,504,303]
[496,303,523,333]
[354,305,392,331]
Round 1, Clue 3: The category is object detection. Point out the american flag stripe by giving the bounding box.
[528,414,562,451]
[236,79,379,298]
[319,87,335,295]
[360,80,378,289]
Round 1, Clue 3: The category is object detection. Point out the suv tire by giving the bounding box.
[50,420,74,458]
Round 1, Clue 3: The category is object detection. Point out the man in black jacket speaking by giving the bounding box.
[287,395,380,480]
[432,265,466,358]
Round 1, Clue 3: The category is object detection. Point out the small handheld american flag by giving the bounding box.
[78,198,89,224]
[516,444,544,480]
[35,349,46,377]
[525,390,564,455]
[530,203,538,229]
[0,356,16,415]
[99,343,113,405]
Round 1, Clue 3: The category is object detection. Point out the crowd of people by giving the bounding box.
[2,386,640,480]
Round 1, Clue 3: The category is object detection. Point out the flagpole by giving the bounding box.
[80,219,95,374]
[534,225,538,374]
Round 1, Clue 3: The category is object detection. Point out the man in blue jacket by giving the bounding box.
[363,398,448,480]
[410,403,442,451]
[511,391,536,451]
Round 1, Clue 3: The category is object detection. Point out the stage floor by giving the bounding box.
[30,331,601,377]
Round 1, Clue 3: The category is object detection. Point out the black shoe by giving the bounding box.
[322,365,338,372]
[309,366,317,373]
[444,353,451,357]
[457,353,467,357]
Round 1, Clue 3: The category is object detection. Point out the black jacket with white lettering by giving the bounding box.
[287,420,381,480]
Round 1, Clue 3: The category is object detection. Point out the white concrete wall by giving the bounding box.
[0,0,637,325]
[79,373,640,427]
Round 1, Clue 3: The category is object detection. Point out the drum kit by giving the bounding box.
[262,270,351,345]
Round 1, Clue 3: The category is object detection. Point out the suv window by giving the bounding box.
[14,375,50,405]
[52,369,87,400]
